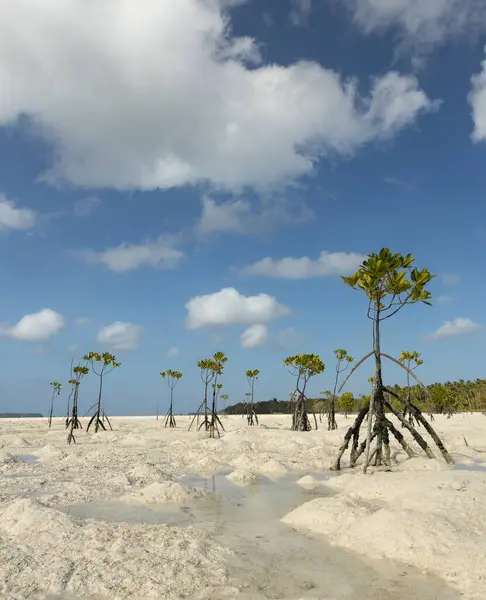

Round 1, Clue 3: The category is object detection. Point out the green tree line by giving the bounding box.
[222,378,486,416]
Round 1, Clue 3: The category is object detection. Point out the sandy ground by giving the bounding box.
[0,413,485,599]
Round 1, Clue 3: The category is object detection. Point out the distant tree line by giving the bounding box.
[222,379,486,416]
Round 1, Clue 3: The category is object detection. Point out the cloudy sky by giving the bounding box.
[1,0,485,415]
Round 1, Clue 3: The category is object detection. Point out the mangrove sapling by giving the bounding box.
[189,357,217,432]
[284,354,325,431]
[339,392,355,418]
[208,352,227,438]
[317,390,331,422]
[83,351,120,433]
[48,381,62,428]
[221,393,229,414]
[328,349,354,431]
[66,365,89,444]
[399,351,423,427]
[160,369,182,428]
[245,369,260,426]
[330,248,453,472]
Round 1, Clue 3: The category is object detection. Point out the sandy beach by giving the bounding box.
[0,413,485,599]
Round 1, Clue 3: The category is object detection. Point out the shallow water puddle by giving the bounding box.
[454,462,486,472]
[62,472,460,599]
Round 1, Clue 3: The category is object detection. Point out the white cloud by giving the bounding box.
[97,321,142,350]
[80,236,183,272]
[166,347,179,358]
[0,193,36,231]
[470,49,486,142]
[428,317,481,341]
[276,326,306,349]
[0,1,436,192]
[343,0,486,57]
[196,195,313,236]
[436,294,454,304]
[241,324,268,348]
[440,272,460,286]
[75,317,92,327]
[290,0,312,26]
[185,287,290,329]
[242,250,365,279]
[74,195,101,217]
[0,308,65,342]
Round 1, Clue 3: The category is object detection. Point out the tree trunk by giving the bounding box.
[328,370,339,431]
[364,308,391,471]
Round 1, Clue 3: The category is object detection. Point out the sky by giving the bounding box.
[1,0,486,416]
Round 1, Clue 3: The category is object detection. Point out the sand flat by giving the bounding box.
[0,413,484,599]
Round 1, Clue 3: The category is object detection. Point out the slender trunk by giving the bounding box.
[48,393,55,428]
[95,376,103,433]
[364,307,390,472]
[170,385,174,415]
[328,368,340,431]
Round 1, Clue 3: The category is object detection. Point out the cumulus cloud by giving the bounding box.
[470,49,486,142]
[196,195,313,236]
[440,272,460,286]
[185,287,290,329]
[74,195,101,218]
[0,1,436,192]
[165,347,180,358]
[343,0,486,57]
[0,308,65,342]
[290,0,312,26]
[80,236,183,272]
[241,324,268,348]
[428,317,481,341]
[0,193,36,231]
[242,250,365,279]
[97,321,142,350]
[276,326,306,349]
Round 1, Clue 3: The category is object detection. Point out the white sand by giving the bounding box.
[0,413,484,599]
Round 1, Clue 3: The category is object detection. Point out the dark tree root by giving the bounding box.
[331,404,369,471]
[291,392,313,432]
[86,412,106,433]
[246,408,259,426]
[189,399,210,432]
[209,412,225,439]
[384,387,453,464]
[331,389,453,471]
[328,408,338,431]
[102,410,113,431]
[164,411,176,428]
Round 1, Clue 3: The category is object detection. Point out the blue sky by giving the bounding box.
[1,0,486,416]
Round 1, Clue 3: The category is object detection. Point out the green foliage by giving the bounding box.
[342,248,434,318]
[71,365,89,382]
[334,349,354,364]
[161,369,183,389]
[50,381,62,394]
[284,353,325,380]
[339,392,355,413]
[83,352,121,375]
[399,350,423,369]
[245,369,260,381]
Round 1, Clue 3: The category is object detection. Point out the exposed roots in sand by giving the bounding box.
[331,353,453,472]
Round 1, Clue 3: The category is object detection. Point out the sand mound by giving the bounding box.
[0,435,31,448]
[34,444,67,463]
[296,474,327,489]
[120,481,209,504]
[126,464,172,485]
[0,450,18,466]
[282,469,486,599]
[226,470,258,485]
[0,498,229,599]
